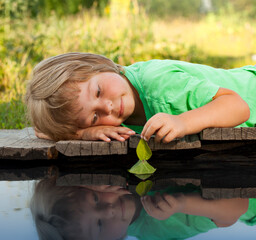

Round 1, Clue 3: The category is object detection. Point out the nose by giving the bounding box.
[101,99,113,115]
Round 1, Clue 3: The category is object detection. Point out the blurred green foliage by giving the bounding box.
[0,0,109,18]
[138,0,256,19]
[0,0,256,129]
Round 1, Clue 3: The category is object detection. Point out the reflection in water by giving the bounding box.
[0,181,38,240]
[0,180,256,240]
[27,177,256,240]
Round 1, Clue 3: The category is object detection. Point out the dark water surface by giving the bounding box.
[0,181,256,240]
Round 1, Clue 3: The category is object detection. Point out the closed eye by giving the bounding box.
[92,112,98,125]
[98,219,102,231]
[94,192,99,203]
[97,85,101,97]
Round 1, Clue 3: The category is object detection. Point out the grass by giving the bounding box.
[1,3,256,129]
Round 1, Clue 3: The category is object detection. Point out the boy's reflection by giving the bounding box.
[79,185,141,240]
[30,177,252,240]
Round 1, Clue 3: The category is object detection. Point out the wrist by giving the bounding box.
[174,193,186,213]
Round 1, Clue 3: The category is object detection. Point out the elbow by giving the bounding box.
[214,219,238,228]
[241,101,250,123]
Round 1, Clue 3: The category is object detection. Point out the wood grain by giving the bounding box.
[129,134,201,150]
[0,128,57,160]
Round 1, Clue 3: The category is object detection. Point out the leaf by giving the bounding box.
[128,159,156,180]
[136,180,153,196]
[136,139,152,161]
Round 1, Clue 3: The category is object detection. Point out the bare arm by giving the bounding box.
[178,87,250,134]
[180,194,249,227]
[141,88,250,142]
[141,192,249,227]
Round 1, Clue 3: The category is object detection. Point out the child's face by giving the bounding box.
[80,188,139,240]
[77,72,136,128]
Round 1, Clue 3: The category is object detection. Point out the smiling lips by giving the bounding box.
[119,98,124,117]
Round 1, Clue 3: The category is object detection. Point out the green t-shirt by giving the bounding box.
[127,185,256,240]
[239,198,256,226]
[122,60,256,133]
[127,185,217,240]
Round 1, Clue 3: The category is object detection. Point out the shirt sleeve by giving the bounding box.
[141,61,221,115]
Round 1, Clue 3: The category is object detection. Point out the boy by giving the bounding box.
[26,52,254,142]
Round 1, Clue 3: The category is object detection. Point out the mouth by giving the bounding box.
[119,97,124,117]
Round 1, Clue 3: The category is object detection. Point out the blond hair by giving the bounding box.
[25,52,124,141]
[30,177,88,240]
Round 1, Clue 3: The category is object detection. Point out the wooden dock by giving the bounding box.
[1,127,256,199]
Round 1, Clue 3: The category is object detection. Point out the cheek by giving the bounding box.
[100,116,121,126]
[105,80,124,95]
[104,221,128,239]
[100,192,120,201]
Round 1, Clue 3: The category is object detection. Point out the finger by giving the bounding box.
[161,130,179,143]
[103,185,131,194]
[98,133,111,142]
[153,193,171,211]
[107,132,126,142]
[36,132,52,140]
[120,134,130,140]
[142,121,162,141]
[154,126,172,143]
[116,127,136,135]
[141,195,162,217]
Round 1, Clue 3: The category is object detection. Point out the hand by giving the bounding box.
[34,127,53,140]
[141,113,186,143]
[141,192,185,220]
[84,185,131,195]
[77,125,136,142]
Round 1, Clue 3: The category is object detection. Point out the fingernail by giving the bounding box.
[120,137,125,141]
[129,131,135,134]
[144,136,147,141]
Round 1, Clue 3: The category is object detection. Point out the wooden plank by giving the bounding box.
[151,178,201,191]
[56,173,126,187]
[200,127,256,140]
[129,134,201,150]
[200,142,247,151]
[200,128,222,140]
[0,167,49,181]
[56,140,127,156]
[0,128,57,160]
[241,127,256,139]
[202,188,256,199]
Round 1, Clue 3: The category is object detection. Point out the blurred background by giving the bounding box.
[1,0,256,129]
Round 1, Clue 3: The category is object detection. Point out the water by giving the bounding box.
[0,181,255,240]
